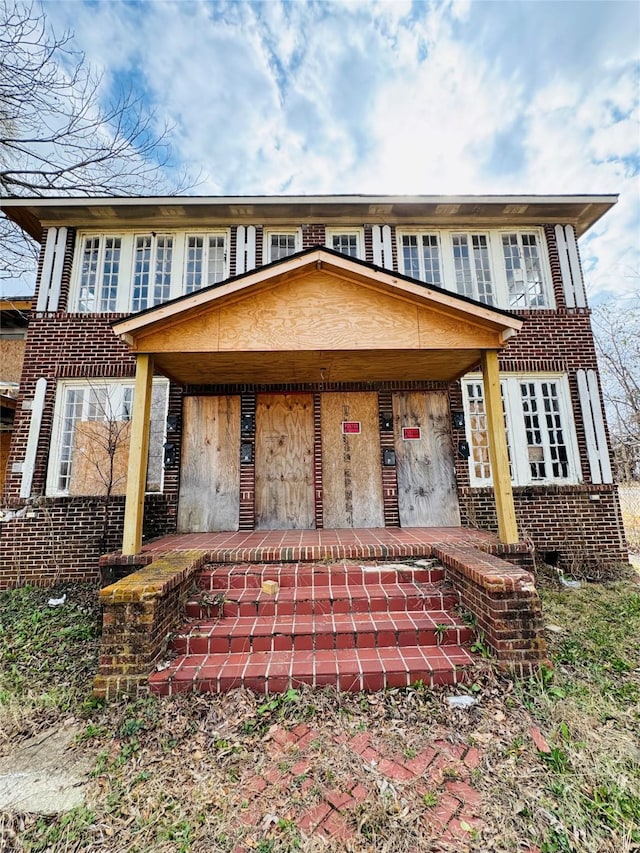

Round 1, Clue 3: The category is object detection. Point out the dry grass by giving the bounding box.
[1,577,639,853]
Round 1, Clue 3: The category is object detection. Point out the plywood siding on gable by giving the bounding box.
[132,269,506,357]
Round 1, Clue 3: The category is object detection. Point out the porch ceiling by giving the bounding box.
[152,348,485,385]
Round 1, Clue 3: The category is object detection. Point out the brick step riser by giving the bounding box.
[197,568,445,590]
[185,592,459,620]
[149,666,468,696]
[171,626,474,656]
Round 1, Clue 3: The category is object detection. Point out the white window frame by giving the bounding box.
[263,228,302,263]
[183,230,229,292]
[325,227,364,259]
[461,373,581,487]
[71,230,231,312]
[73,234,126,312]
[46,378,169,497]
[398,232,443,287]
[396,228,554,310]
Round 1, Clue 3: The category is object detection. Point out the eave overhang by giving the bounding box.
[112,248,522,386]
[1,193,618,243]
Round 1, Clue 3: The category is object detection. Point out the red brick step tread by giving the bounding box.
[197,562,444,589]
[173,610,473,655]
[148,645,474,695]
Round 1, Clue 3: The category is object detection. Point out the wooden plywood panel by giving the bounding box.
[69,421,131,496]
[255,393,314,529]
[177,396,240,532]
[321,392,384,528]
[218,272,422,352]
[393,391,460,528]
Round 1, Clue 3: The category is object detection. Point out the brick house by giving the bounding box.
[0,195,628,589]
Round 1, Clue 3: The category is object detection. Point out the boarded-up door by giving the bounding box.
[255,394,315,529]
[178,396,240,532]
[393,391,460,527]
[321,392,384,528]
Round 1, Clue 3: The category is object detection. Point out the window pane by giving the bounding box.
[402,235,420,279]
[132,236,152,312]
[185,235,204,294]
[270,233,297,261]
[421,235,441,286]
[503,233,545,308]
[100,238,121,312]
[452,235,474,299]
[332,234,358,257]
[471,235,493,305]
[207,235,226,284]
[78,237,100,312]
[153,236,173,305]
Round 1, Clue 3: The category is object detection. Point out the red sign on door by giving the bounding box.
[402,427,421,440]
[342,421,361,434]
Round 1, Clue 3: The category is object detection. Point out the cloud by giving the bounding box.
[2,0,638,301]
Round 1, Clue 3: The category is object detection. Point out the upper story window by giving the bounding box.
[72,231,229,312]
[132,233,173,312]
[461,373,580,486]
[264,229,301,263]
[501,232,546,308]
[397,228,553,310]
[452,233,493,305]
[77,235,122,312]
[400,234,442,286]
[184,234,226,293]
[326,228,364,259]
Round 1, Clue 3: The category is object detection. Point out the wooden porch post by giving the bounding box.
[122,353,154,555]
[480,349,519,544]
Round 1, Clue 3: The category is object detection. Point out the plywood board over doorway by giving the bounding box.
[178,395,240,532]
[321,392,384,528]
[393,391,460,527]
[255,393,315,529]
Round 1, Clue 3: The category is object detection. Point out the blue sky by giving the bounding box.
[16,0,640,300]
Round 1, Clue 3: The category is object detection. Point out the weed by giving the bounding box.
[422,791,438,807]
[434,623,451,645]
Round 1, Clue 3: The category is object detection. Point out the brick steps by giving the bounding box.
[149,561,476,696]
[172,610,474,655]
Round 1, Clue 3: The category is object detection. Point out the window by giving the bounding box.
[184,233,227,292]
[462,374,579,486]
[132,233,173,312]
[325,228,364,259]
[397,229,553,309]
[47,379,169,496]
[263,229,301,263]
[77,235,122,312]
[400,233,442,285]
[452,233,493,304]
[501,232,546,308]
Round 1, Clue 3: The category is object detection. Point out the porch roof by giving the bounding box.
[112,248,523,385]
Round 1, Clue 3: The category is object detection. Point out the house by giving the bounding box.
[0,194,628,590]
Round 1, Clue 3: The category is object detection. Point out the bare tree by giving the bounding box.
[0,1,189,284]
[592,295,640,482]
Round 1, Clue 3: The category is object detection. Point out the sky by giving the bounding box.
[9,0,640,302]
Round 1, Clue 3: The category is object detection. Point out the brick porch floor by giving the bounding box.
[142,526,508,563]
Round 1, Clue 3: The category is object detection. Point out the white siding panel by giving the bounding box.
[20,378,47,499]
[586,368,613,483]
[555,224,575,308]
[565,225,586,308]
[577,369,601,483]
[382,225,393,270]
[47,226,68,311]
[245,225,256,272]
[235,226,246,274]
[36,228,57,312]
[372,225,383,266]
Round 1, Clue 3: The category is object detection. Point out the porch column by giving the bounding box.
[122,353,154,555]
[480,349,519,544]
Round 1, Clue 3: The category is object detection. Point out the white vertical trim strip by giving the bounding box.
[586,369,613,483]
[382,225,393,270]
[245,225,256,271]
[372,225,383,266]
[555,224,574,308]
[576,369,601,483]
[235,226,246,274]
[20,378,48,499]
[565,225,586,308]
[36,228,57,312]
[47,226,68,311]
